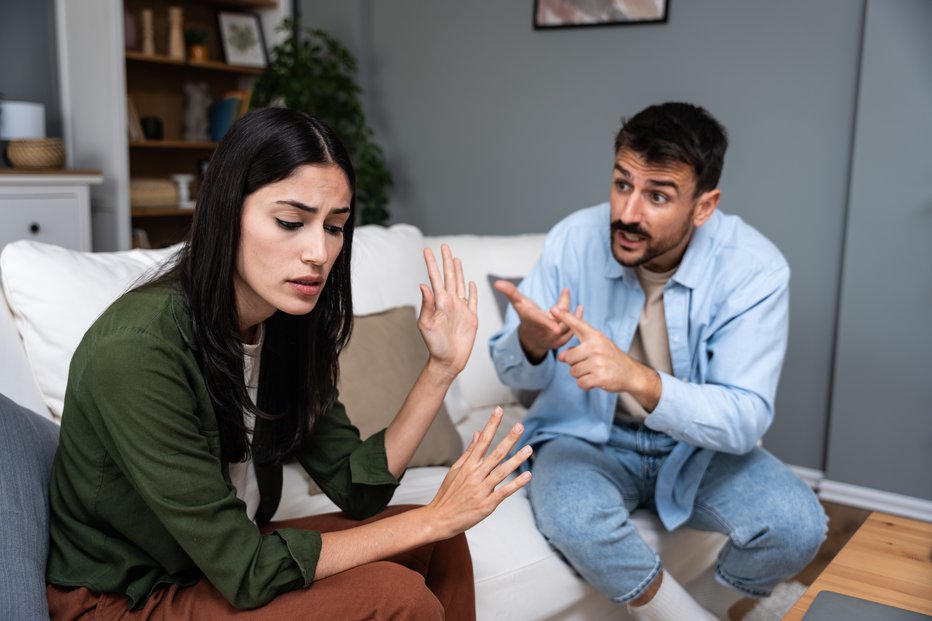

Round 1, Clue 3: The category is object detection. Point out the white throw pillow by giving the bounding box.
[0,241,182,420]
[350,224,425,315]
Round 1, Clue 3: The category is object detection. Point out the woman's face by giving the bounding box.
[234,164,352,342]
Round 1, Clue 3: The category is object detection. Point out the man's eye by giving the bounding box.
[651,193,668,204]
[614,180,630,191]
[275,218,302,230]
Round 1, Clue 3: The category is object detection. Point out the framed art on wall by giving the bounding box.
[217,11,267,67]
[534,0,669,29]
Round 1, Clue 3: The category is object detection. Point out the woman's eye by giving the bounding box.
[275,218,302,230]
[325,224,345,235]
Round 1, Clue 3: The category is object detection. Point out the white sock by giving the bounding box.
[688,565,745,619]
[628,570,717,621]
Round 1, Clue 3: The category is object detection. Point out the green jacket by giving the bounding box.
[46,286,399,609]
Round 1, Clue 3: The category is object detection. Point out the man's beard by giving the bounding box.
[610,219,692,268]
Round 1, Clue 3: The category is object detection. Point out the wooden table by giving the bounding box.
[783,512,932,620]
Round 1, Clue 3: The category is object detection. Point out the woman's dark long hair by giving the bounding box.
[146,107,356,465]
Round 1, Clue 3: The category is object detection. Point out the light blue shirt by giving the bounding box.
[490,203,790,530]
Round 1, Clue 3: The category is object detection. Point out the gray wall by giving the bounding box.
[828,0,932,500]
[0,0,61,138]
[301,0,866,472]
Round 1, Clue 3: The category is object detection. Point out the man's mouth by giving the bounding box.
[611,220,649,242]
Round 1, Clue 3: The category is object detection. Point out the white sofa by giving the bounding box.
[0,224,725,620]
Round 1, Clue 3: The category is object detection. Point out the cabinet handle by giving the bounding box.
[29,222,41,234]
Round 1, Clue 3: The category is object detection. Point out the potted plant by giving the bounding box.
[184,28,209,62]
[251,18,393,225]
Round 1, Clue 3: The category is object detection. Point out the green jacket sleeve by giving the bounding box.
[295,398,400,520]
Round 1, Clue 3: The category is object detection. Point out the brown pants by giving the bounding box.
[47,506,475,621]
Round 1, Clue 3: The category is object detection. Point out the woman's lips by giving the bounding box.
[288,279,322,296]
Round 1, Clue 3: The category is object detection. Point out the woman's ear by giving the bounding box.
[692,189,720,227]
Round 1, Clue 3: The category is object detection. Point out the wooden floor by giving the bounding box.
[729,500,872,620]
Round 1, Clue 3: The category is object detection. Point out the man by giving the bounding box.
[490,102,826,621]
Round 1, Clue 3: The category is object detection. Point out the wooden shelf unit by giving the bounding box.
[125,50,265,75]
[123,0,274,247]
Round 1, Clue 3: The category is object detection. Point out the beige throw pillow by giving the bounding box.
[338,305,463,468]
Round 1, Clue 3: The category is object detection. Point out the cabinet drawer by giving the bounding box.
[0,189,90,250]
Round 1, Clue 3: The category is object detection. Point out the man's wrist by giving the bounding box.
[520,340,548,365]
[637,366,663,412]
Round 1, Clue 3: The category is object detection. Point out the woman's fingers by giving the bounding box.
[424,244,474,306]
[419,283,435,314]
[468,406,505,461]
[489,444,532,485]
[449,431,479,471]
[441,244,457,295]
[454,257,467,299]
[493,470,533,502]
[423,248,444,296]
[467,280,478,314]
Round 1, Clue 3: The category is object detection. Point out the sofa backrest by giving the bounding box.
[0,226,545,426]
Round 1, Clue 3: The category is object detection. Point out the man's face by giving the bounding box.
[609,149,718,272]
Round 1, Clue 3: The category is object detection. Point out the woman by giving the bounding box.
[45,108,531,619]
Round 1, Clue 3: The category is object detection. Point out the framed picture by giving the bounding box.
[217,11,267,68]
[534,0,669,29]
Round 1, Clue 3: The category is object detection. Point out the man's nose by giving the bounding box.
[618,192,643,222]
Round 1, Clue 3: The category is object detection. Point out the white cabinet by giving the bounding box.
[0,171,102,251]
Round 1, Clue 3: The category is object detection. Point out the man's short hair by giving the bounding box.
[613,102,728,197]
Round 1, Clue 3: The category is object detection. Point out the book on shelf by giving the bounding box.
[209,89,251,141]
[126,96,145,142]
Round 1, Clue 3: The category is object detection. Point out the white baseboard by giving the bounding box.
[818,479,932,522]
[789,464,824,490]
[786,465,932,521]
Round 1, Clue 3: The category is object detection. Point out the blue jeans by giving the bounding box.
[527,422,827,603]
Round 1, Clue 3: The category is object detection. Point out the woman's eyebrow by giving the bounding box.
[274,199,350,215]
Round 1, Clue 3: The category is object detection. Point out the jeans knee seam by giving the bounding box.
[612,556,662,604]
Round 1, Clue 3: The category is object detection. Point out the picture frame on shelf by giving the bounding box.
[534,0,669,29]
[217,11,267,68]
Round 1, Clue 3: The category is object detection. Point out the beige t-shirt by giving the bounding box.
[228,325,263,522]
[615,265,676,423]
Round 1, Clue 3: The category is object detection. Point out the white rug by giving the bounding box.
[741,581,808,621]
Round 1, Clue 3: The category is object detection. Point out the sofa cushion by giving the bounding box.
[339,305,462,468]
[0,241,182,420]
[350,224,425,316]
[0,393,60,620]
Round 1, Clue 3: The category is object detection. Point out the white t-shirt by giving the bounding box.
[228,326,263,521]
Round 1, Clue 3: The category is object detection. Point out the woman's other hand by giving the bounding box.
[423,407,532,540]
[418,244,478,380]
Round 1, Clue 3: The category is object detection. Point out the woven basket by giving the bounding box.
[7,138,65,169]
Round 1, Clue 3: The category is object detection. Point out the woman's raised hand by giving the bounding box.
[424,407,532,540]
[418,244,479,379]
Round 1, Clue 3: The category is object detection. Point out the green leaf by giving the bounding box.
[251,17,393,226]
